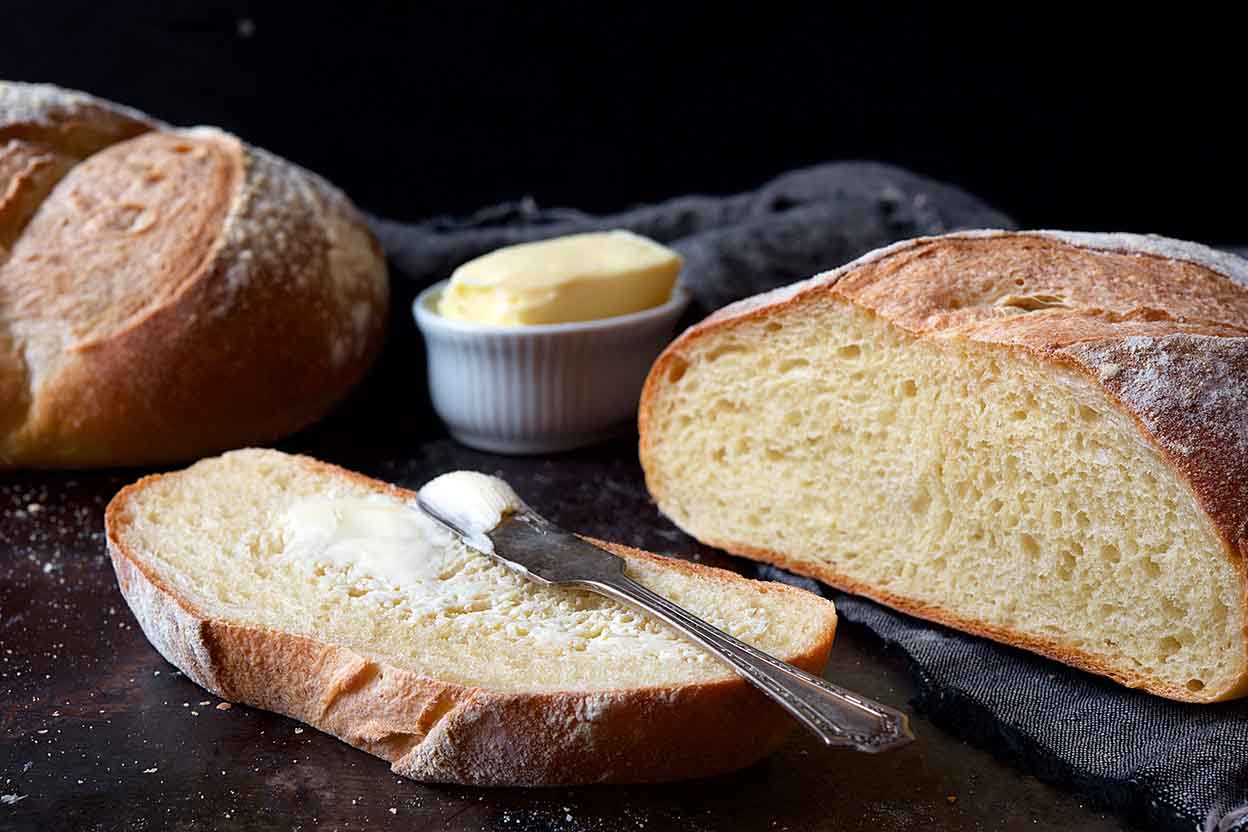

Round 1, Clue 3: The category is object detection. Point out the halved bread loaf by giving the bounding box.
[640,230,1248,703]
[105,449,837,785]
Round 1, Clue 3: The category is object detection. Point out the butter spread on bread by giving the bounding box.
[106,449,837,785]
[281,497,459,586]
[281,472,523,587]
[438,230,681,325]
[640,230,1248,703]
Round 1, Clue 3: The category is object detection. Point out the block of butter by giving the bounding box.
[437,230,682,325]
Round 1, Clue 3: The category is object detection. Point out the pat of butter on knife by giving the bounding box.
[437,230,682,325]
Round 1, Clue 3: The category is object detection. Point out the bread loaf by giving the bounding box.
[105,449,837,785]
[0,82,388,468]
[640,230,1248,702]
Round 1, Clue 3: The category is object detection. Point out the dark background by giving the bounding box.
[4,3,1245,242]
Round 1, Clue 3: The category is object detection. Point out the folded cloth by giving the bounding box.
[756,564,1248,832]
[369,161,1014,311]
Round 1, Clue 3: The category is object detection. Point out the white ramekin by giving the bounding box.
[413,281,693,454]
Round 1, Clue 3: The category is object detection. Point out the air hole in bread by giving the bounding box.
[705,345,744,362]
[1056,552,1076,581]
[996,293,1070,311]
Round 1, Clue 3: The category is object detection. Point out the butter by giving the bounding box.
[279,472,520,587]
[417,471,521,547]
[437,230,682,325]
[281,495,455,586]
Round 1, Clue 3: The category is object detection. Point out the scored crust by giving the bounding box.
[105,452,838,785]
[639,230,1248,702]
[0,81,388,468]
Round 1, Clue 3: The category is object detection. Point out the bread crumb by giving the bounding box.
[946,793,958,804]
[216,702,232,711]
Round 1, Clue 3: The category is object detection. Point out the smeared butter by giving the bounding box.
[281,496,454,586]
[437,230,682,325]
[279,471,519,587]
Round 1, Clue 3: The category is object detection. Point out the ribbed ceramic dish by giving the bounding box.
[413,280,693,454]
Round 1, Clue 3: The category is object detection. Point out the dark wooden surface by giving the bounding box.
[1,383,1132,831]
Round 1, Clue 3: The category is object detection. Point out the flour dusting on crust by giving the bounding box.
[1061,333,1248,543]
[0,81,158,132]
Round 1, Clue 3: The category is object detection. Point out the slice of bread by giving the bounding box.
[105,449,837,785]
[640,230,1248,703]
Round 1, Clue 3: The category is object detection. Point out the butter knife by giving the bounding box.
[416,494,914,753]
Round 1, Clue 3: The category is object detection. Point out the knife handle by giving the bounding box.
[584,573,913,752]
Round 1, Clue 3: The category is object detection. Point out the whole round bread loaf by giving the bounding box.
[0,82,389,468]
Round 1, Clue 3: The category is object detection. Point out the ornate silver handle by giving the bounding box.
[581,573,913,752]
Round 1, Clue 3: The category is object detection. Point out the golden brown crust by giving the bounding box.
[639,230,1248,703]
[0,139,76,257]
[0,82,156,260]
[0,82,388,468]
[0,81,155,157]
[105,452,838,785]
